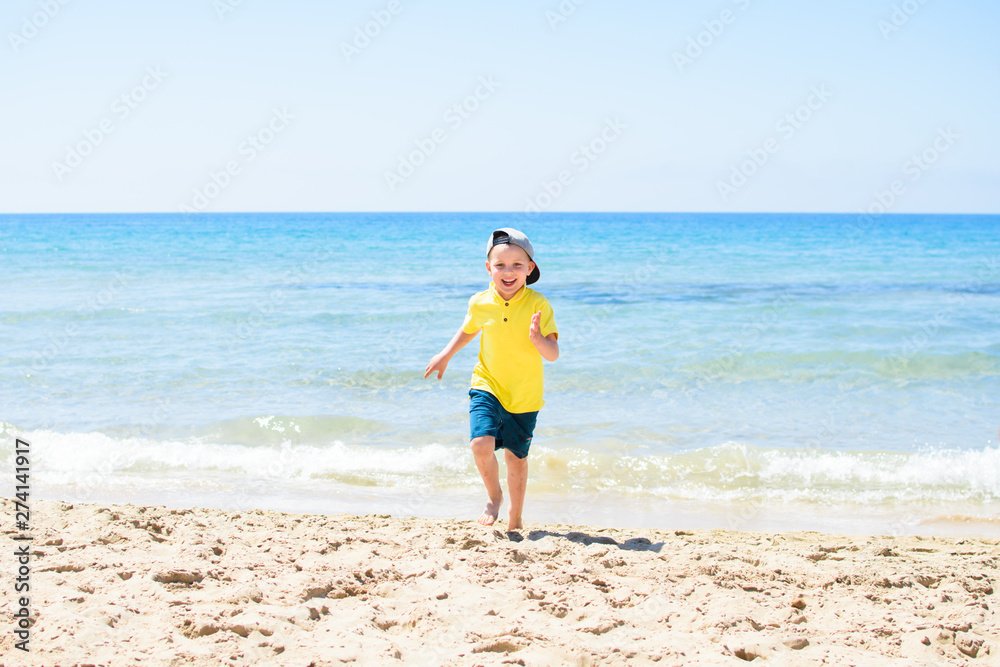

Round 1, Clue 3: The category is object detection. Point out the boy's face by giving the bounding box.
[486,243,535,300]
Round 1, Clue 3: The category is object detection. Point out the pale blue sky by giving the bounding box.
[2,0,997,213]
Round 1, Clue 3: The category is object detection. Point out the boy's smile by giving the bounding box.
[486,244,535,301]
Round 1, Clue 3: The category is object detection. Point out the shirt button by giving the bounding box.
[503,318,507,322]
[505,302,509,306]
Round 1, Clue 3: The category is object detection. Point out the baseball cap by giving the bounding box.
[487,228,540,285]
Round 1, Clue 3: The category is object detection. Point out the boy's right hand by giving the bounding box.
[423,353,449,380]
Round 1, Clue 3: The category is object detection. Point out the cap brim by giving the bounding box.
[526,265,540,285]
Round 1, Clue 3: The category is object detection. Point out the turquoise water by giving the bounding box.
[2,213,998,535]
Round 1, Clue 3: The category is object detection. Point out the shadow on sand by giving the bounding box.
[506,529,665,553]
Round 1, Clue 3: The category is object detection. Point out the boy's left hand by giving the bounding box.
[528,311,541,341]
[528,310,559,361]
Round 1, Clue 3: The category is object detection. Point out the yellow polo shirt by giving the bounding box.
[461,282,558,413]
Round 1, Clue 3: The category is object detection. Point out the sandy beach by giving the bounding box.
[2,498,998,666]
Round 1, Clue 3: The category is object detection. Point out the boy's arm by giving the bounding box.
[528,312,559,362]
[424,327,479,380]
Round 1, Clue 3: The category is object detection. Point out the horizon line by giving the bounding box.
[2,210,998,217]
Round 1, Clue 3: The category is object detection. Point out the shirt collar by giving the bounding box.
[489,281,528,303]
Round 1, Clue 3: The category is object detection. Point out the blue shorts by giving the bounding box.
[468,389,538,460]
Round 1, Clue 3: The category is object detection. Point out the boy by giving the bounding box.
[424,228,559,529]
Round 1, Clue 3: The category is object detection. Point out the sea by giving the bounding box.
[2,212,998,537]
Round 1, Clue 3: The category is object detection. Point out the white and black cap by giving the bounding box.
[487,228,540,284]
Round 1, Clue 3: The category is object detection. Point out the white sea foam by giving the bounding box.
[5,425,999,505]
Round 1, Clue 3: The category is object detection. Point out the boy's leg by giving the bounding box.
[471,435,503,526]
[504,449,528,531]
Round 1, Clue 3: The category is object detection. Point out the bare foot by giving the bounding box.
[507,512,523,531]
[478,496,502,526]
